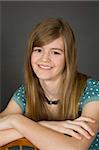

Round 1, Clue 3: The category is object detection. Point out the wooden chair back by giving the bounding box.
[0,138,38,150]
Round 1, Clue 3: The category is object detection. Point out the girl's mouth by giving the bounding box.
[38,64,52,70]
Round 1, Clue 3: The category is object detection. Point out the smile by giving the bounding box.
[38,64,52,70]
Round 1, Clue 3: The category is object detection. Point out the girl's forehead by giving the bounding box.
[36,37,65,49]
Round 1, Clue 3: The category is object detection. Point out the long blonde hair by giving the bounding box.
[24,18,88,121]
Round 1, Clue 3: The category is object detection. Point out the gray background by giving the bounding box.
[0,3,1,109]
[1,1,99,111]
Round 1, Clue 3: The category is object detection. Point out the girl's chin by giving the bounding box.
[37,76,52,81]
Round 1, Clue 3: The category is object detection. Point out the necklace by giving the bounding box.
[45,96,60,105]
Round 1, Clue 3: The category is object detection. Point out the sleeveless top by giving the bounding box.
[11,79,99,150]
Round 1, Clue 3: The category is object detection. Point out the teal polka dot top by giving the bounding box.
[12,78,99,150]
[79,79,99,111]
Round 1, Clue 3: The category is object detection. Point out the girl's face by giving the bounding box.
[31,37,65,81]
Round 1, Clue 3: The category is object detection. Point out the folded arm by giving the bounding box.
[38,116,95,140]
[0,100,24,146]
[0,101,99,150]
[11,106,99,150]
[0,129,23,146]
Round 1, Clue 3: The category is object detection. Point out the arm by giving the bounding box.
[0,99,24,146]
[38,117,95,140]
[0,101,99,150]
[0,129,23,146]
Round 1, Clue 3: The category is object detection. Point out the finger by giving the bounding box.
[64,129,82,140]
[75,121,95,136]
[75,116,95,123]
[64,122,92,139]
[67,120,95,136]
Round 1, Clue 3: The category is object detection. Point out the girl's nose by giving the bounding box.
[41,51,50,62]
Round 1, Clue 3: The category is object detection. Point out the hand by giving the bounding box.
[39,116,95,140]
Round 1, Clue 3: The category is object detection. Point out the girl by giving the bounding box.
[0,18,99,150]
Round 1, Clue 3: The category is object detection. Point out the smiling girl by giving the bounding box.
[0,18,99,150]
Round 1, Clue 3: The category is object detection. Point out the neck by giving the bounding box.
[39,77,62,101]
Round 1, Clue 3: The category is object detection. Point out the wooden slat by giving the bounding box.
[0,138,38,150]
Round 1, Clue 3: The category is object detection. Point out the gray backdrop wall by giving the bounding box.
[1,1,99,111]
[0,2,1,110]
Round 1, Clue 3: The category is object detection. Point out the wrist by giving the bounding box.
[10,114,23,129]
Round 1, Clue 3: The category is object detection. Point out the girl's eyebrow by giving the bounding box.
[51,48,64,52]
[33,47,64,52]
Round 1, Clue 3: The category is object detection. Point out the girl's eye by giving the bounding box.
[33,48,42,53]
[52,51,61,55]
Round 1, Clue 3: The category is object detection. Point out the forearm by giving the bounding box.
[0,129,23,146]
[11,114,82,150]
[0,113,23,146]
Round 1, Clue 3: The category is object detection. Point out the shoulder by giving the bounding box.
[12,84,25,97]
[0,85,26,116]
[79,78,99,111]
[11,84,26,113]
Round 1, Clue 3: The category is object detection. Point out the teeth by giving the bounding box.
[39,65,51,69]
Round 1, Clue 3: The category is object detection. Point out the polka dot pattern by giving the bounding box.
[89,132,99,150]
[79,79,99,111]
[11,85,26,113]
[79,79,99,150]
